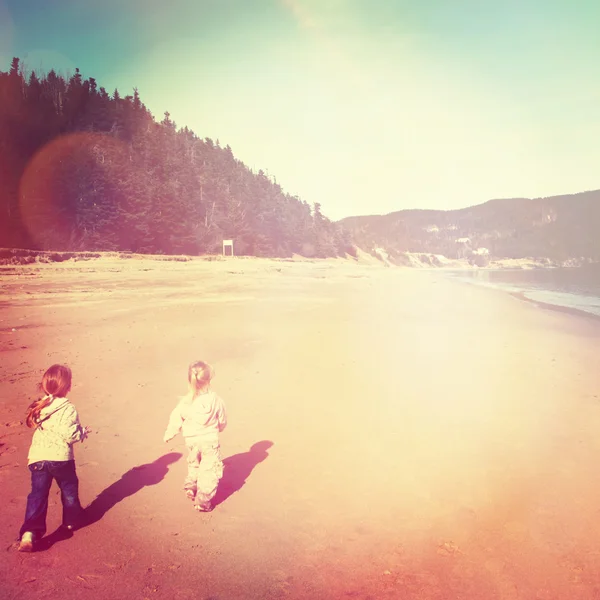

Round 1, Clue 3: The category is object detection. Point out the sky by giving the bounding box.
[1,0,599,220]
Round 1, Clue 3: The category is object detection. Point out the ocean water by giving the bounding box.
[447,263,600,318]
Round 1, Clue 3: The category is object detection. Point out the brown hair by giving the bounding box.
[26,364,72,429]
[187,360,214,399]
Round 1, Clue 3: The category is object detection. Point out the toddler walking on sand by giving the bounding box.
[18,364,91,552]
[164,361,227,512]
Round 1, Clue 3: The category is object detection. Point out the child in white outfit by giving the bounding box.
[163,361,227,512]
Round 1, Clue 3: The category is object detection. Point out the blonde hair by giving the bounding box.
[187,360,214,398]
[26,364,72,429]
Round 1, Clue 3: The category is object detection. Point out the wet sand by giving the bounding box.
[1,256,600,600]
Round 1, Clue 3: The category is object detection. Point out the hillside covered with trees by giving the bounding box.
[0,58,353,258]
[341,190,600,265]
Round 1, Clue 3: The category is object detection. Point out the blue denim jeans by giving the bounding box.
[19,460,83,539]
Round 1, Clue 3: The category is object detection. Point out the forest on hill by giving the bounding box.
[341,190,600,265]
[0,58,353,258]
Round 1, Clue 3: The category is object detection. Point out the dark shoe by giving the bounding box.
[62,518,81,531]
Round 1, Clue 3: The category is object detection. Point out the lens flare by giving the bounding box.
[19,132,126,250]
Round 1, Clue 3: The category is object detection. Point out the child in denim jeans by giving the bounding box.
[18,364,91,552]
[164,361,227,512]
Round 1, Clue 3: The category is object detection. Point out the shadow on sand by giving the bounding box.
[213,440,273,508]
[36,452,182,551]
[36,443,271,549]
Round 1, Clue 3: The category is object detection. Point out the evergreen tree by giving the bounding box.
[0,58,355,258]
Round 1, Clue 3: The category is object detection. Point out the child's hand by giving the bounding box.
[81,425,92,441]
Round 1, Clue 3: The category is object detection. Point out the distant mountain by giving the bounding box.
[339,190,600,266]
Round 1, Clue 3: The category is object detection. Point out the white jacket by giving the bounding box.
[27,397,86,464]
[164,390,227,443]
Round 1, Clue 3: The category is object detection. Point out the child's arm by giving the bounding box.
[216,397,227,433]
[60,405,88,444]
[163,403,184,442]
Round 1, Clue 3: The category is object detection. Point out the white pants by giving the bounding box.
[183,437,223,504]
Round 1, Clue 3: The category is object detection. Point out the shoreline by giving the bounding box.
[443,269,600,322]
[509,291,600,323]
[3,252,599,325]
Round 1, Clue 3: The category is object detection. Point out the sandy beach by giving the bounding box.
[1,256,600,600]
